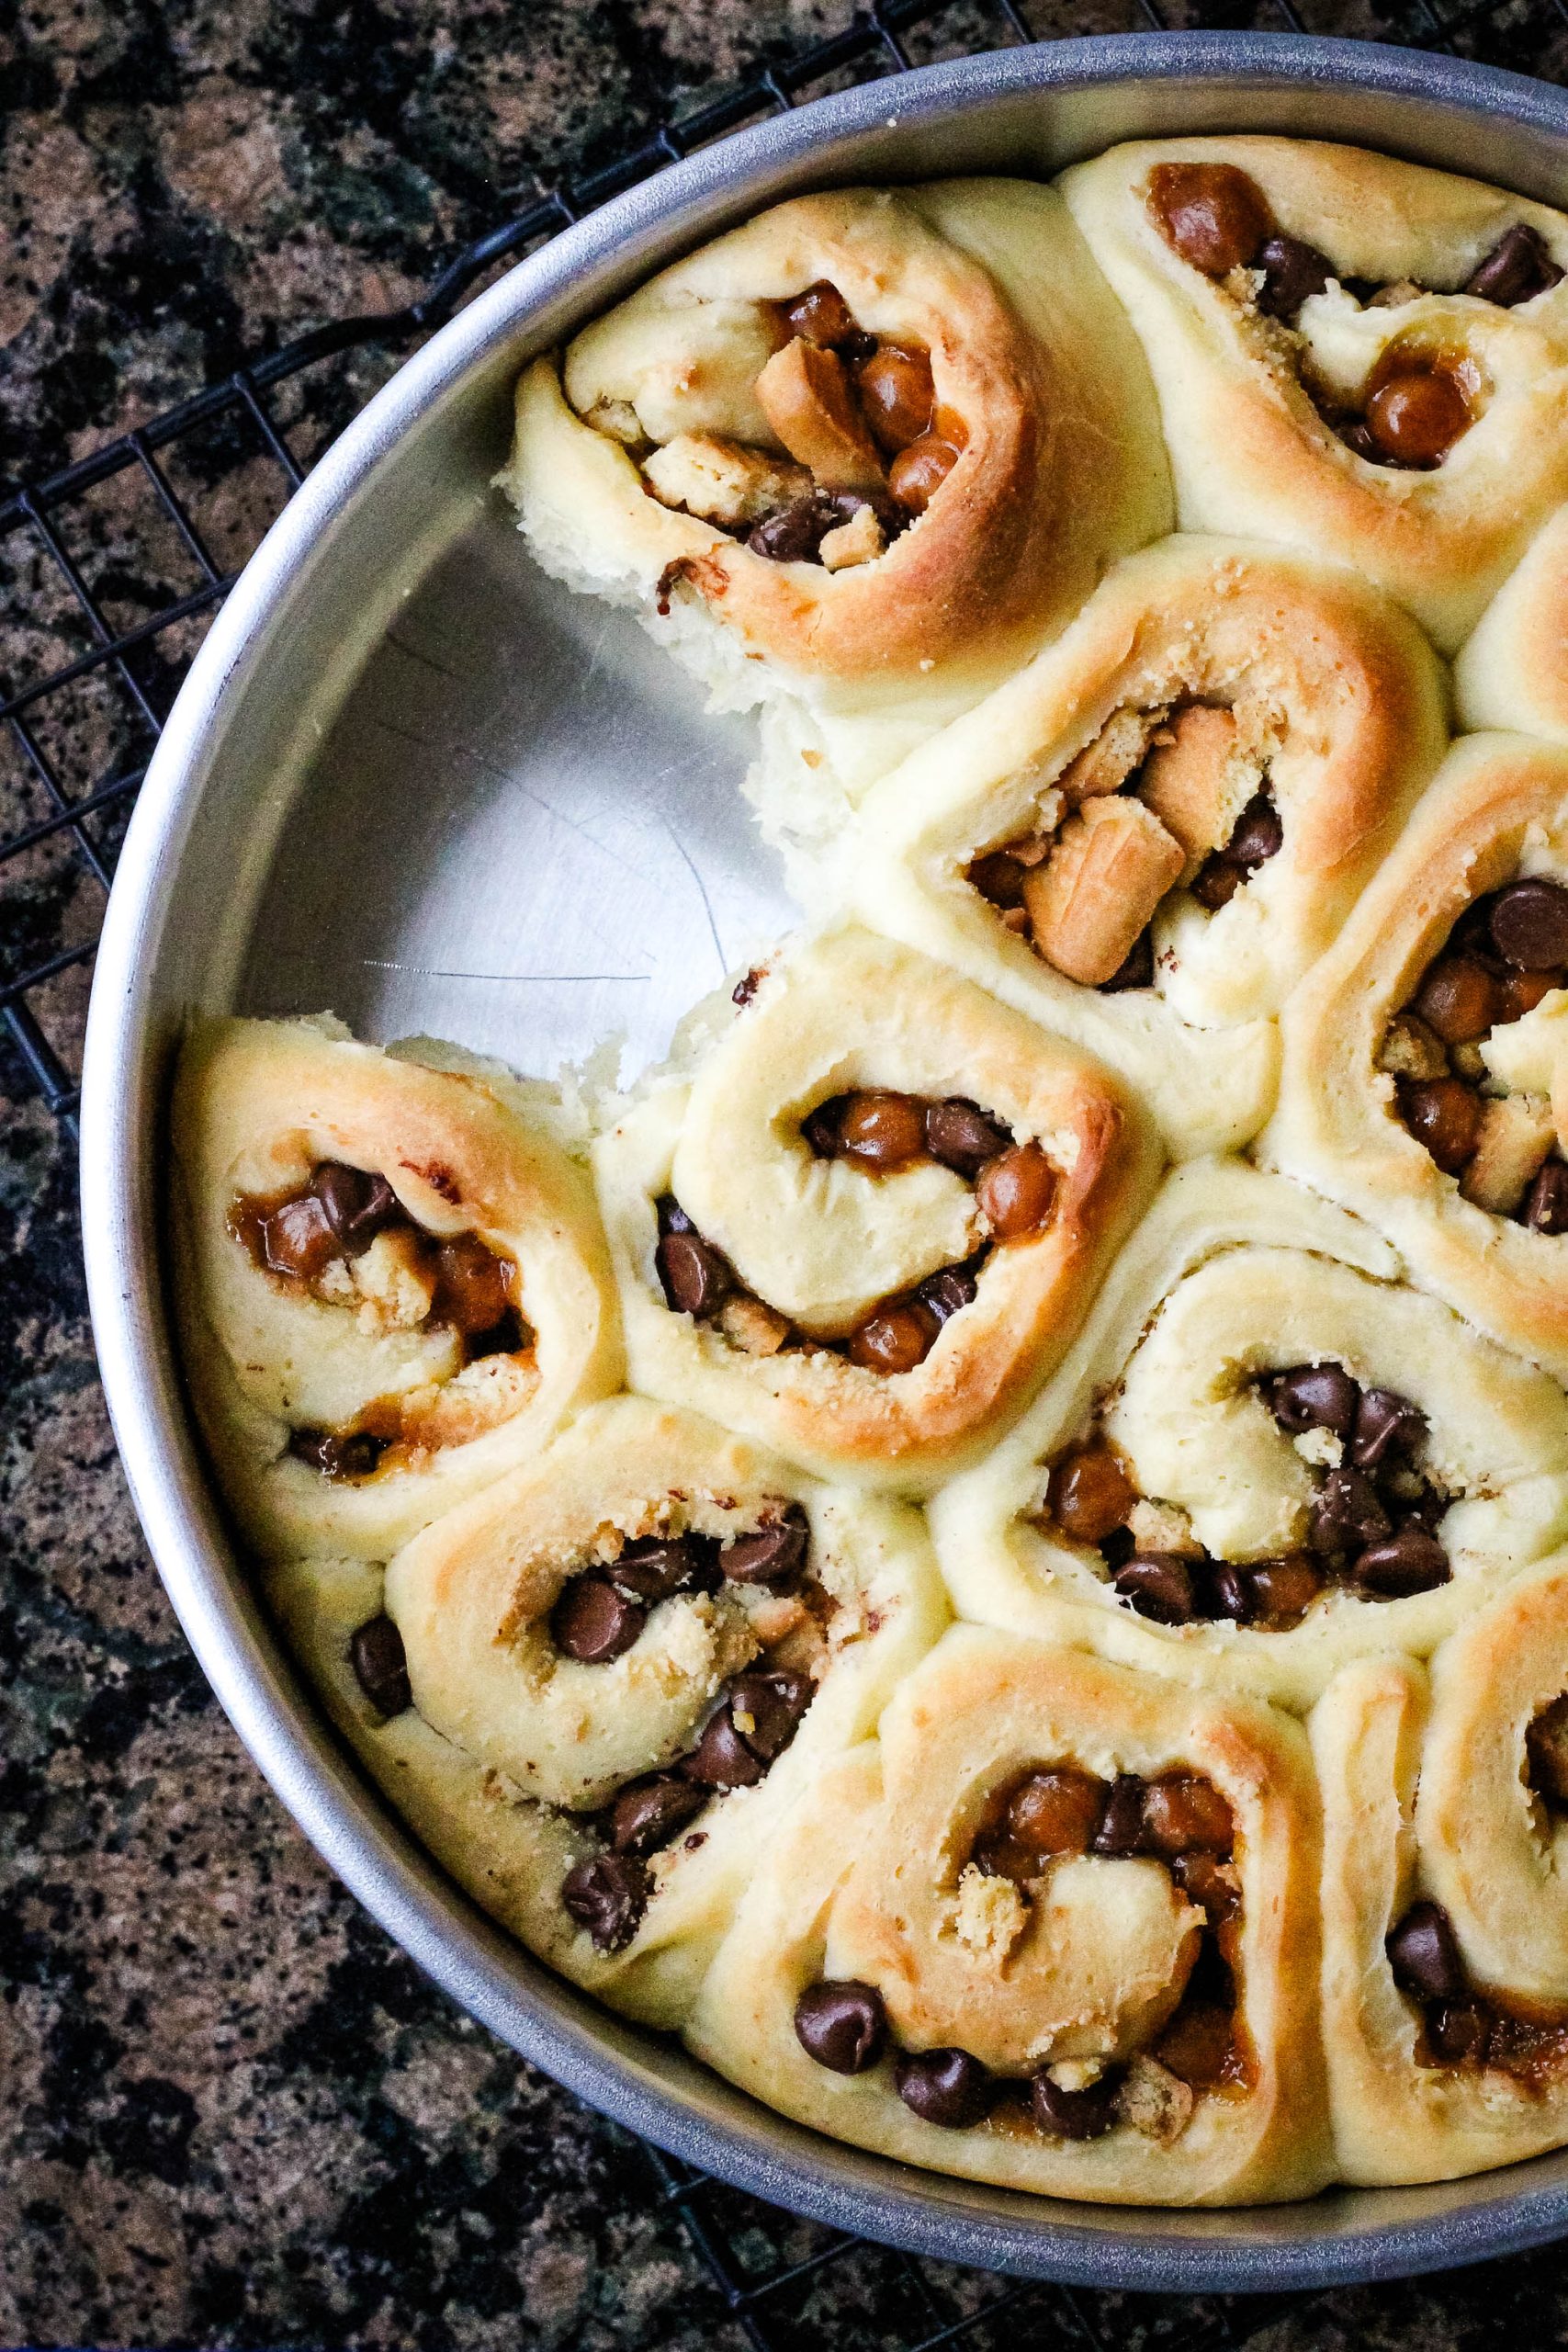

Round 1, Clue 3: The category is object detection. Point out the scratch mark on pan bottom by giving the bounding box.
[362,961,650,982]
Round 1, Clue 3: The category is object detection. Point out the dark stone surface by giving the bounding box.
[6,2,1568,2345]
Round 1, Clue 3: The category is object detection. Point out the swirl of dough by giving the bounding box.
[264,1396,949,2026]
[1062,138,1568,652]
[687,1623,1330,2206]
[850,536,1448,1158]
[498,182,1171,815]
[593,929,1159,1489]
[1312,1563,1568,2184]
[1266,733,1568,1382]
[931,1161,1568,1709]
[171,1016,622,1559]
[1457,503,1568,745]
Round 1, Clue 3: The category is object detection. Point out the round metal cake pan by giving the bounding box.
[79,30,1568,2290]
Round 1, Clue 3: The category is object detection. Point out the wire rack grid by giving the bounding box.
[3,1,1562,2345]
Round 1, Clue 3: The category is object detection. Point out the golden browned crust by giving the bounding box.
[1265,733,1568,1381]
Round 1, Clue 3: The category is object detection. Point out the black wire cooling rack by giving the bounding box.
[5,0,1565,2343]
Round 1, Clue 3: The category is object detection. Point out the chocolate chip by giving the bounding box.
[802,1098,847,1157]
[1203,1559,1253,1622]
[924,1098,1010,1176]
[847,1300,941,1374]
[1527,1694,1568,1808]
[838,1090,928,1171]
[1351,1524,1450,1600]
[610,1534,718,1601]
[262,1192,339,1280]
[290,1427,386,1481]
[895,2048,993,2129]
[311,1161,400,1251]
[1350,1385,1427,1470]
[1489,879,1568,969]
[1002,1769,1107,1860]
[1386,1900,1469,2001]
[682,1706,764,1790]
[1526,1160,1568,1235]
[1191,857,1245,911]
[1257,231,1333,319]
[1142,1774,1234,1858]
[1399,1076,1483,1174]
[1225,792,1283,869]
[728,1669,813,1760]
[1266,1362,1359,1438]
[1413,955,1502,1046]
[1155,2001,1236,2089]
[1048,1445,1137,1544]
[1101,927,1155,991]
[916,1265,979,1325]
[562,1852,648,1951]
[1310,1466,1392,1553]
[721,1508,809,1585]
[1148,161,1272,276]
[1428,2000,1492,2064]
[1464,221,1563,306]
[794,1980,887,2074]
[349,1614,412,1716]
[747,491,840,563]
[976,1142,1057,1239]
[1032,2068,1120,2140]
[1113,1555,1196,1624]
[1092,1775,1148,1857]
[655,1193,694,1237]
[551,1576,647,1663]
[608,1774,706,1856]
[656,1228,733,1317]
[732,967,764,1008]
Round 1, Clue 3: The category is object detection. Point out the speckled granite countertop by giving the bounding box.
[9,6,1568,2346]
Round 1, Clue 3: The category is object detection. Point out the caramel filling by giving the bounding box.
[231,1160,533,1482]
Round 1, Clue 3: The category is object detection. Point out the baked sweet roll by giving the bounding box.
[1312,1563,1568,2182]
[1061,138,1568,650]
[172,1017,622,1558]
[1457,503,1568,745]
[592,930,1157,1490]
[931,1161,1568,1710]
[1266,734,1568,1382]
[849,536,1448,1158]
[265,1397,947,2024]
[687,1623,1329,2204]
[499,183,1171,820]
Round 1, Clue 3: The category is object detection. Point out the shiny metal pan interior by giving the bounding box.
[78,30,1568,2290]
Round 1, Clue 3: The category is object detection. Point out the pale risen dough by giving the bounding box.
[1312,1564,1568,2184]
[1062,138,1568,651]
[930,1159,1568,1710]
[265,1396,948,2028]
[847,534,1449,1158]
[172,1015,623,1559]
[1457,503,1568,744]
[1264,733,1568,1383]
[687,1623,1331,2205]
[592,927,1160,1490]
[498,181,1171,835]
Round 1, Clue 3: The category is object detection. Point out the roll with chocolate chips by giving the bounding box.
[849,535,1448,1158]
[1061,137,1568,650]
[171,1016,623,1559]
[264,1396,948,2027]
[1265,733,1568,1383]
[931,1160,1568,1709]
[1313,1562,1568,2183]
[592,929,1159,1491]
[497,181,1171,837]
[687,1623,1330,2205]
